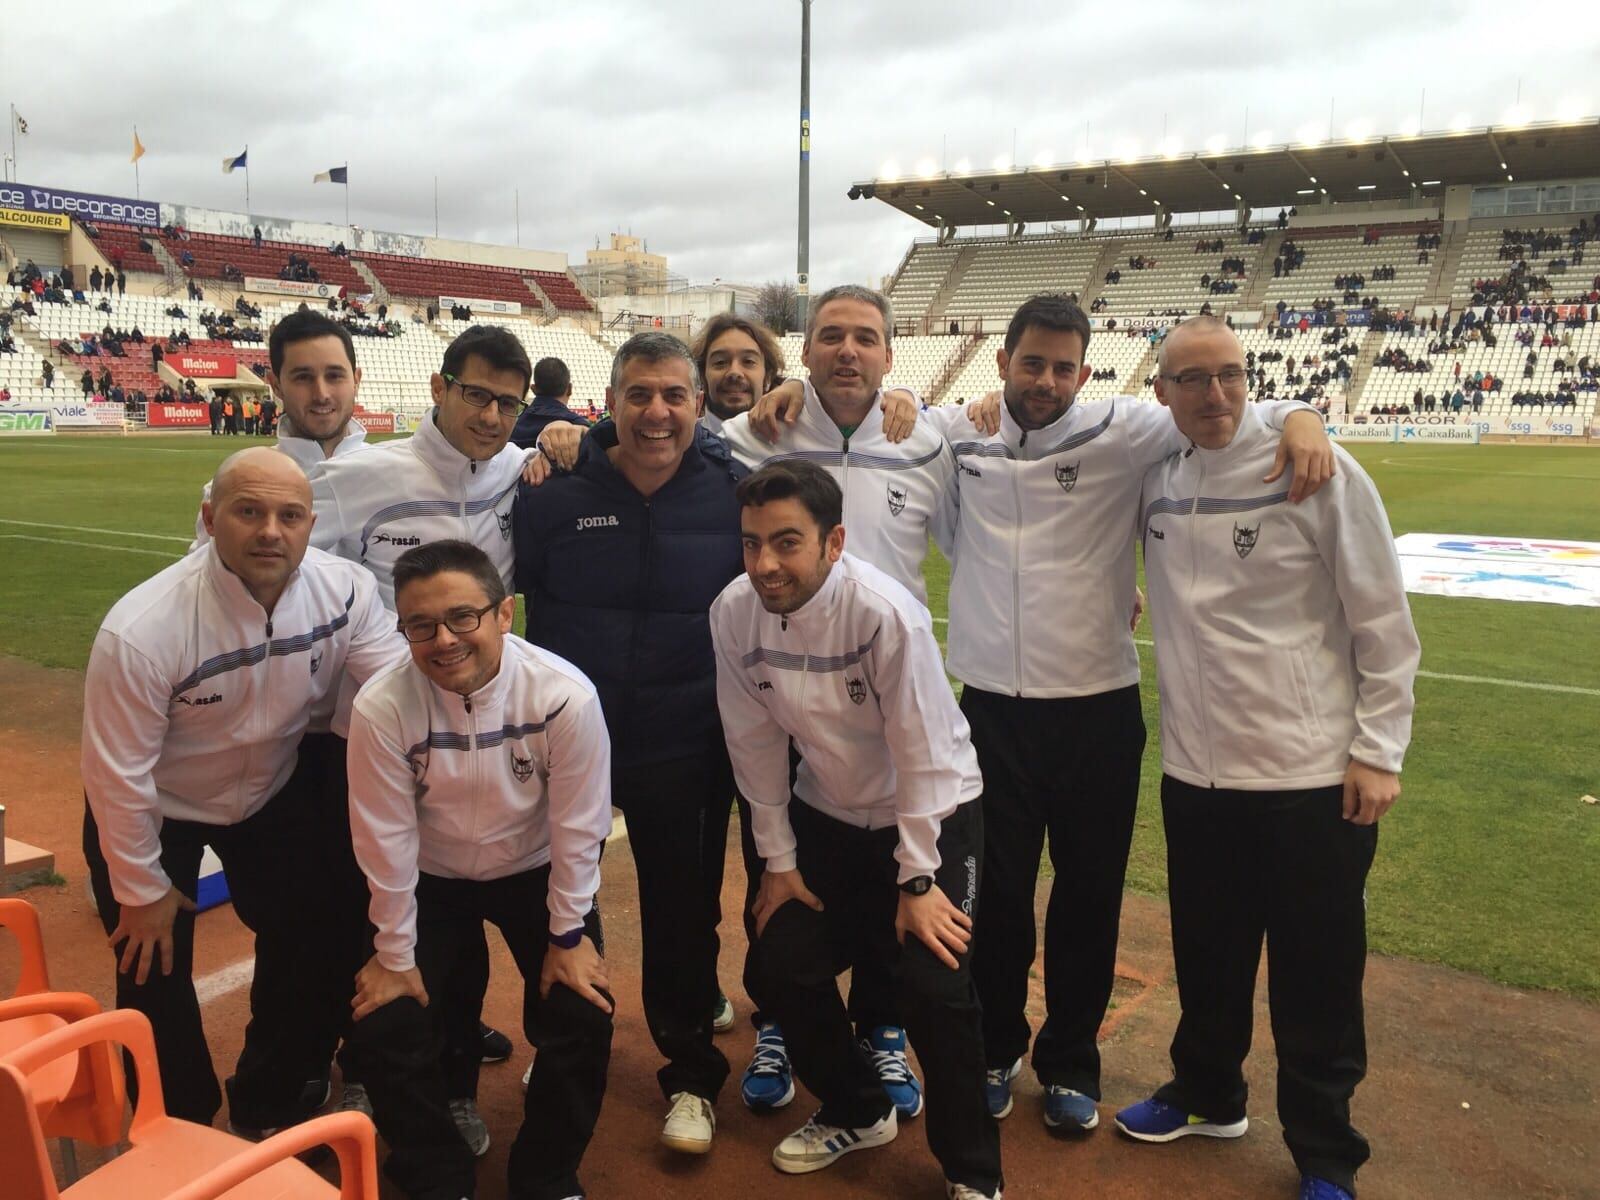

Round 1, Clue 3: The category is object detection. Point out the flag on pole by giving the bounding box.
[131,131,146,163]
[222,149,248,174]
[13,112,27,135]
[313,165,348,184]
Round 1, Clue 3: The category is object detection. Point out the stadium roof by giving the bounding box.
[851,119,1600,228]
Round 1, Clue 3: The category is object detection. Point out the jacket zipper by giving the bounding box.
[463,693,480,851]
[1185,456,1218,785]
[239,617,272,819]
[1009,455,1024,692]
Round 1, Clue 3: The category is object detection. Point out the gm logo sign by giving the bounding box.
[0,410,50,433]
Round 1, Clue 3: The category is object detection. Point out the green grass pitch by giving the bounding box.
[1,434,1596,998]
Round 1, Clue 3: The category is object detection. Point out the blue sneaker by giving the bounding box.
[1113,1096,1248,1143]
[1042,1085,1099,1132]
[863,1025,923,1119]
[984,1058,1022,1119]
[1299,1177,1353,1200]
[741,1022,795,1111]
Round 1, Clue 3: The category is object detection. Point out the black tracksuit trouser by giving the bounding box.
[754,797,1002,1194]
[343,867,612,1200]
[82,741,367,1129]
[961,684,1144,1097]
[612,748,733,1103]
[1155,775,1376,1195]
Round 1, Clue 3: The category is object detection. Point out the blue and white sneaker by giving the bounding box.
[1299,1176,1354,1200]
[863,1025,923,1119]
[1113,1096,1248,1143]
[741,1022,795,1111]
[771,1108,897,1174]
[1042,1085,1099,1132]
[985,1058,1023,1119]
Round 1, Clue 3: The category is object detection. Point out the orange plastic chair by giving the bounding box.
[1,1009,379,1199]
[0,897,52,996]
[0,900,124,1172]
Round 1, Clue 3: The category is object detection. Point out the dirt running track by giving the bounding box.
[2,655,1596,1199]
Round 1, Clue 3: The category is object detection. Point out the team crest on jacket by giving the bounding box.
[1233,523,1260,559]
[846,677,867,705]
[1054,462,1079,493]
[510,748,535,783]
[498,510,513,541]
[310,647,324,676]
[886,483,907,516]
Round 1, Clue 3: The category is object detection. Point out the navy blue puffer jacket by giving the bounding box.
[512,423,748,768]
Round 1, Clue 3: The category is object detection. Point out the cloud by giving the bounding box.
[3,1,1596,291]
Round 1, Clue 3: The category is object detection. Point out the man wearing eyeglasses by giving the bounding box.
[1117,316,1418,1200]
[81,448,407,1132]
[940,295,1336,1134]
[307,324,535,1151]
[344,539,614,1200]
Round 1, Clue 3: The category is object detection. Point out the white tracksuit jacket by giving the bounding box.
[189,418,370,551]
[346,635,613,972]
[81,544,406,906]
[307,410,525,608]
[711,552,982,885]
[1139,402,1420,789]
[719,381,958,604]
[943,395,1315,698]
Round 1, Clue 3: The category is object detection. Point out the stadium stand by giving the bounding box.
[1258,224,1438,309]
[84,223,163,276]
[159,230,366,291]
[1093,229,1263,314]
[358,252,592,313]
[940,237,1101,320]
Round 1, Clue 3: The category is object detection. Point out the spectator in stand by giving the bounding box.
[81,368,94,396]
[222,394,240,436]
[209,392,223,436]
[42,359,54,388]
[117,269,127,295]
[90,266,103,292]
[509,356,590,450]
[254,225,263,249]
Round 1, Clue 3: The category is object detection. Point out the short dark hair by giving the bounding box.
[440,325,533,391]
[392,539,507,609]
[532,356,571,398]
[806,284,893,346]
[1003,293,1093,358]
[268,309,356,376]
[691,312,786,391]
[610,330,699,392]
[735,460,842,536]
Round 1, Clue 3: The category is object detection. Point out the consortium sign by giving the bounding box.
[0,180,160,228]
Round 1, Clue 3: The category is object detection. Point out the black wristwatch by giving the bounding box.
[548,926,584,949]
[899,875,934,896]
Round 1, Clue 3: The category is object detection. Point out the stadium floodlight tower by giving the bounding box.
[796,0,811,328]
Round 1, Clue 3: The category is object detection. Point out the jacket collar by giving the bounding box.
[997,393,1083,452]
[200,539,300,622]
[274,416,367,468]
[427,633,519,711]
[778,552,848,632]
[413,407,482,482]
[1188,400,1270,464]
[576,421,709,496]
[800,378,884,445]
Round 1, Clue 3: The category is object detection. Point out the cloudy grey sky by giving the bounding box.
[4,1,1596,289]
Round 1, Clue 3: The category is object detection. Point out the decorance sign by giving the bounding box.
[0,207,69,232]
[0,180,160,228]
[439,295,522,315]
[169,353,238,379]
[146,401,210,428]
[244,275,337,299]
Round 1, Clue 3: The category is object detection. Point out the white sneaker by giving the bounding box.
[449,1096,490,1157]
[521,1060,533,1092]
[661,1091,715,1154]
[947,1183,1002,1200]
[771,1108,897,1174]
[712,992,735,1033]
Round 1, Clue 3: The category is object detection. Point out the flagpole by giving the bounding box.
[133,126,140,198]
[244,144,250,213]
[344,161,349,227]
[9,105,16,180]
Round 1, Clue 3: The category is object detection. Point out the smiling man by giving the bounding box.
[343,540,614,1200]
[514,332,747,1155]
[1117,316,1419,1200]
[81,448,406,1133]
[710,460,999,1200]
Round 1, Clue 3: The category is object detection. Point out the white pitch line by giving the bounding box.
[196,958,257,1005]
[0,518,193,543]
[1,534,183,559]
[1134,636,1597,696]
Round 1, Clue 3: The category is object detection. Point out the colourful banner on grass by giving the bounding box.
[1394,533,1600,607]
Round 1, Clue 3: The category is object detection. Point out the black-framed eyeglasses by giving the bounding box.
[1161,367,1250,394]
[398,602,498,644]
[443,372,526,417]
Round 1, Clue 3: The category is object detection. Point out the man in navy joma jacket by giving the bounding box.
[513,331,747,1157]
